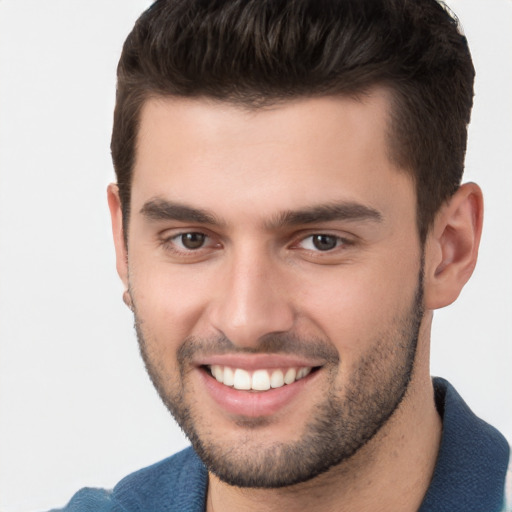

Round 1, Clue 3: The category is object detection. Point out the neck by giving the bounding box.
[207,331,441,512]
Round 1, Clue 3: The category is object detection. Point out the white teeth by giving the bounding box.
[212,365,223,383]
[284,368,297,385]
[223,366,234,387]
[270,370,285,388]
[251,370,271,391]
[209,365,313,391]
[233,369,251,390]
[297,367,311,380]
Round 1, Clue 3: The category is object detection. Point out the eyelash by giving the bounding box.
[294,233,352,252]
[161,232,218,256]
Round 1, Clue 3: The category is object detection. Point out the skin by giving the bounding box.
[108,90,483,511]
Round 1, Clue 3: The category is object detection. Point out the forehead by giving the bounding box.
[132,92,414,223]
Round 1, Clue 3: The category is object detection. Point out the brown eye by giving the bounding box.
[311,234,339,251]
[180,232,206,249]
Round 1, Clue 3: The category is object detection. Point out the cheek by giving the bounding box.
[300,259,420,355]
[129,258,215,348]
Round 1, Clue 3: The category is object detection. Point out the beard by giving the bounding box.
[133,270,424,489]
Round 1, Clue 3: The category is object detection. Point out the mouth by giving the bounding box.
[204,364,318,391]
[196,354,325,417]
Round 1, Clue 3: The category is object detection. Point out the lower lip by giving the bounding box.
[199,368,317,418]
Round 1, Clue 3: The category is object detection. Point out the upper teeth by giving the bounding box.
[208,365,312,391]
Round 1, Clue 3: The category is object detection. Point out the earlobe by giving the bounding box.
[107,183,129,288]
[424,183,484,310]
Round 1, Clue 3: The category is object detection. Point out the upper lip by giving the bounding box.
[195,353,325,370]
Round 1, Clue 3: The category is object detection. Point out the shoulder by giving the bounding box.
[113,446,208,510]
[420,378,510,512]
[46,488,119,512]
[504,458,512,512]
[49,447,208,512]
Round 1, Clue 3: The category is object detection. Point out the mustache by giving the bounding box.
[177,332,340,366]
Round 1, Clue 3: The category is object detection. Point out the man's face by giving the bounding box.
[117,92,425,487]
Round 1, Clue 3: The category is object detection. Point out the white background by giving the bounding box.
[0,1,511,510]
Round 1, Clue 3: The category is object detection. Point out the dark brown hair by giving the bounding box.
[111,0,475,242]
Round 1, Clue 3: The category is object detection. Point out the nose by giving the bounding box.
[209,247,295,348]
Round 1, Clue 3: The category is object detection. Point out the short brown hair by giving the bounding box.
[111,0,475,243]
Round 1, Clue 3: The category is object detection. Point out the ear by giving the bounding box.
[424,183,484,310]
[107,183,129,289]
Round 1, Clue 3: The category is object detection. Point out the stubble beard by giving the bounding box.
[133,273,424,489]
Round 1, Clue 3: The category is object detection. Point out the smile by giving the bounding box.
[199,359,323,417]
[207,365,314,391]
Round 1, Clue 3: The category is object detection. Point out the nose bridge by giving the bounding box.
[211,242,295,347]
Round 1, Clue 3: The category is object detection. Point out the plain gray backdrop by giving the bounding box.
[0,1,511,510]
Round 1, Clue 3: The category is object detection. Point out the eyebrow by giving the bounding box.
[140,198,223,225]
[140,198,383,228]
[267,202,383,229]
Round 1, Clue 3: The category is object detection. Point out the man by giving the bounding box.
[53,0,510,510]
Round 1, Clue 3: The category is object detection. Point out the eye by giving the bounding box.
[298,234,346,252]
[159,230,221,261]
[176,232,207,250]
